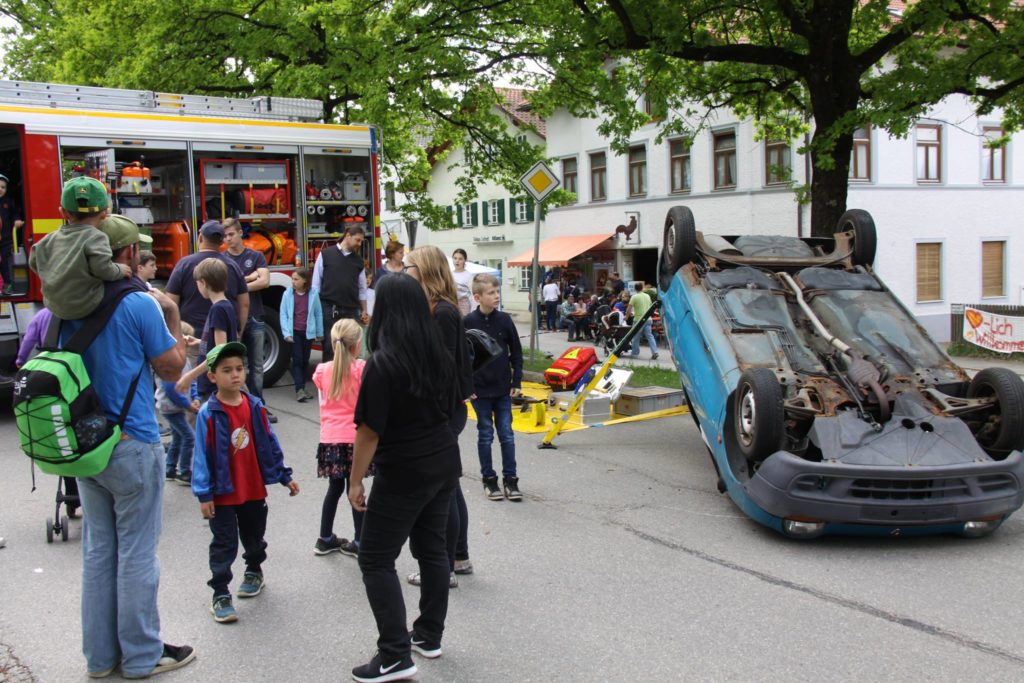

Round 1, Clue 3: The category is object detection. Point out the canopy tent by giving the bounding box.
[447,256,500,274]
[507,233,612,267]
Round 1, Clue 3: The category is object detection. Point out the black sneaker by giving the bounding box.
[314,535,346,555]
[266,409,279,424]
[483,476,503,501]
[351,651,416,682]
[165,470,176,481]
[503,476,523,502]
[409,631,442,659]
[175,472,192,487]
[339,539,360,557]
[122,643,196,679]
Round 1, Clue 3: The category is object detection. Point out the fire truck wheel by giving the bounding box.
[261,308,292,388]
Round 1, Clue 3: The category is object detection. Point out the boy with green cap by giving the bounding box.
[28,176,134,319]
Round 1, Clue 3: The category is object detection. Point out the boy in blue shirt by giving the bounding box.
[464,274,524,501]
[176,257,238,399]
[192,342,299,623]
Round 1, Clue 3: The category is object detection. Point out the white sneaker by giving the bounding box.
[407,571,458,588]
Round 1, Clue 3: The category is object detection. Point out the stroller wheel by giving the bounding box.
[61,515,70,542]
[46,517,54,544]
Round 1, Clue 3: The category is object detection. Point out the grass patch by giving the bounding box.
[946,340,1024,363]
[521,355,681,389]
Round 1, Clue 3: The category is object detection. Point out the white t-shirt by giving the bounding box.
[452,269,474,316]
[542,282,560,302]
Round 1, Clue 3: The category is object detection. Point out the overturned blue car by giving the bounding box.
[657,206,1024,538]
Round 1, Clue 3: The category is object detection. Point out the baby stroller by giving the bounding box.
[593,305,631,358]
[45,476,80,543]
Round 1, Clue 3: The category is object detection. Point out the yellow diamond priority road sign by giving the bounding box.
[519,161,560,203]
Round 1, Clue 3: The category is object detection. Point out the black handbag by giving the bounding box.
[465,328,503,372]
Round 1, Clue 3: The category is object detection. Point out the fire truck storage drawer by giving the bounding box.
[204,163,235,181]
[236,163,288,181]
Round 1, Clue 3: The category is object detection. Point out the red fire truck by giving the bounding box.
[0,80,381,387]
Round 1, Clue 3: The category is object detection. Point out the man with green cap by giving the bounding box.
[27,176,133,319]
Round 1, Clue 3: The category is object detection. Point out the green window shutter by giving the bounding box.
[445,205,453,228]
[497,199,505,224]
[480,200,489,226]
[471,201,479,226]
[526,198,535,222]
[540,202,547,219]
[509,198,518,222]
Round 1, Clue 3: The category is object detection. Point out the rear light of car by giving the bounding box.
[962,516,1003,538]
[782,517,826,539]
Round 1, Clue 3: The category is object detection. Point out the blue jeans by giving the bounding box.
[163,411,194,476]
[472,395,517,478]
[630,318,659,357]
[77,439,165,677]
[242,318,265,398]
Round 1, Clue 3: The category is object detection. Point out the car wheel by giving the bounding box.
[659,206,697,291]
[261,307,291,388]
[733,368,785,463]
[836,209,876,268]
[966,368,1024,459]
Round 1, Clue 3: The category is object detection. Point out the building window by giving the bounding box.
[916,124,942,183]
[713,131,737,189]
[628,145,647,197]
[518,266,533,292]
[670,139,691,193]
[849,127,871,181]
[510,197,533,223]
[461,204,474,227]
[488,199,502,225]
[983,127,1006,183]
[590,151,607,201]
[916,242,943,302]
[384,182,396,210]
[643,85,666,121]
[562,157,578,201]
[982,241,1006,298]
[764,139,791,185]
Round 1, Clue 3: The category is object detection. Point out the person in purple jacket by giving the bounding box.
[15,307,54,367]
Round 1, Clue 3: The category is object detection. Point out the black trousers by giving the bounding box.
[320,300,360,362]
[320,477,365,542]
[0,242,12,286]
[358,475,455,660]
[446,403,469,567]
[208,499,268,596]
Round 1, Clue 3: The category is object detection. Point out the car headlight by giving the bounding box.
[782,518,826,539]
[962,518,1002,538]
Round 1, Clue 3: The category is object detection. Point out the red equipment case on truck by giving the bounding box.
[544,346,597,390]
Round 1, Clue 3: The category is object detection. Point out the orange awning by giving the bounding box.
[507,233,613,267]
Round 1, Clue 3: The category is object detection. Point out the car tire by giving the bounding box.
[966,367,1024,459]
[733,368,785,463]
[837,209,876,268]
[659,206,697,291]
[261,307,291,388]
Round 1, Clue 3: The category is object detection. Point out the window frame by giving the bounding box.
[488,199,501,225]
[981,240,1007,299]
[461,203,473,228]
[669,138,691,194]
[915,241,944,303]
[628,144,647,197]
[589,151,607,202]
[849,126,872,182]
[915,123,942,184]
[982,126,1006,184]
[562,156,578,201]
[713,129,737,190]
[764,139,791,186]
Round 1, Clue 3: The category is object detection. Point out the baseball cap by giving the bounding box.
[98,214,153,251]
[200,220,225,239]
[61,177,110,214]
[205,341,247,371]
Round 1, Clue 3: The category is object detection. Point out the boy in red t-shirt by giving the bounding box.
[191,342,299,623]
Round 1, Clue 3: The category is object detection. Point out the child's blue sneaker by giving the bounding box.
[237,572,264,598]
[210,595,237,623]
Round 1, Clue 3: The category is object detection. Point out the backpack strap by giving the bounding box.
[62,279,147,355]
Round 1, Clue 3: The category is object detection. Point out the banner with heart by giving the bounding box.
[963,306,1024,353]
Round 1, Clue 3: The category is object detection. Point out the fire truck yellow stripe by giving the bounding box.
[33,218,63,235]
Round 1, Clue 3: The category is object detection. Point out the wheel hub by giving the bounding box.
[738,388,756,447]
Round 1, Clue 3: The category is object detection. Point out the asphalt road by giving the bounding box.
[3,382,1024,682]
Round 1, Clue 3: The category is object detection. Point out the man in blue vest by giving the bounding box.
[311,225,369,362]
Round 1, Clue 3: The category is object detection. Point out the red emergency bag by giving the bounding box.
[544,346,597,390]
[242,188,290,216]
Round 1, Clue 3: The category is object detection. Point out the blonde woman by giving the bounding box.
[404,245,475,583]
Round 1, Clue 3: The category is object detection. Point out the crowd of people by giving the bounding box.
[13,184,530,682]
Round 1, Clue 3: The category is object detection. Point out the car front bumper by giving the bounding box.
[747,450,1024,526]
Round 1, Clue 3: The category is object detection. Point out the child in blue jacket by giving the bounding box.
[280,268,324,401]
[192,342,299,624]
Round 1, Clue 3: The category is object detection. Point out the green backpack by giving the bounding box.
[13,292,144,478]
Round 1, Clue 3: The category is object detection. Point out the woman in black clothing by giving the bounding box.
[404,245,474,585]
[348,273,460,683]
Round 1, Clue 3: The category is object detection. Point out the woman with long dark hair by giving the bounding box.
[348,273,460,683]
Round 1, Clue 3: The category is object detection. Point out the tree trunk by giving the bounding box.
[808,138,852,238]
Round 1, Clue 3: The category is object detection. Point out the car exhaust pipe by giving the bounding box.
[777,272,850,355]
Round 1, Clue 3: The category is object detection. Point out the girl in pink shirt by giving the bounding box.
[312,319,374,557]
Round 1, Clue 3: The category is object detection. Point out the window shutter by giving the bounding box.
[526,198,535,222]
[498,199,505,224]
[509,198,518,222]
[445,205,453,228]
[471,202,479,226]
[982,241,1005,297]
[480,201,489,226]
[916,243,942,302]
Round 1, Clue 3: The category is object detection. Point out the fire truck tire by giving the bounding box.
[261,308,291,388]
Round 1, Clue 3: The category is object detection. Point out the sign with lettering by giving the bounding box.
[963,306,1024,353]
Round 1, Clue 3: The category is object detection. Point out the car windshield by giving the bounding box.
[719,289,825,373]
[809,290,947,373]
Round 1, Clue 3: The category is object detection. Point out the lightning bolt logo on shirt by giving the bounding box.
[231,427,251,451]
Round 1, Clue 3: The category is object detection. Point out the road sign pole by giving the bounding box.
[529,203,542,364]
